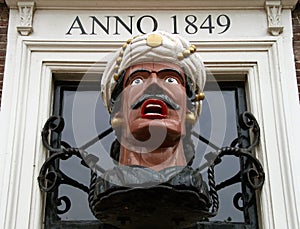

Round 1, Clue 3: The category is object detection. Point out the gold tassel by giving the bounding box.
[195,92,205,101]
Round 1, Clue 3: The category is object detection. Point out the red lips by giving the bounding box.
[141,99,168,119]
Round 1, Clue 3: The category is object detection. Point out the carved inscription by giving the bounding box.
[66,14,232,36]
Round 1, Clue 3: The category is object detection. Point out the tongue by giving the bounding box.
[141,99,168,119]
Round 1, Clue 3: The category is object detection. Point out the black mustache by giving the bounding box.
[131,94,180,110]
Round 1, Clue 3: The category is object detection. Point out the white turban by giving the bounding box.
[101,31,206,119]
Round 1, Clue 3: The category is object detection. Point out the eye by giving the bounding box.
[165,77,179,84]
[131,78,144,86]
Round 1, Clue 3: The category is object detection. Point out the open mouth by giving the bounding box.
[141,99,168,119]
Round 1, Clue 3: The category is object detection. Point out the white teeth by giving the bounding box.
[146,104,162,108]
[144,103,163,115]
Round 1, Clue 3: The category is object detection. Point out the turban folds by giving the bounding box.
[101,31,206,120]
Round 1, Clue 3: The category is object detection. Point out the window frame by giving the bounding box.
[1,38,299,229]
[45,79,259,229]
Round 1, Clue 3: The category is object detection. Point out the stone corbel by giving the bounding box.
[265,0,284,36]
[17,1,35,36]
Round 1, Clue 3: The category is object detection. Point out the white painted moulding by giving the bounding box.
[4,0,299,10]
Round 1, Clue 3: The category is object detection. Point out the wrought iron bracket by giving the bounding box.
[206,112,264,215]
[38,111,265,225]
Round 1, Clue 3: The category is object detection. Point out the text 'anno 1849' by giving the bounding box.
[66,14,231,36]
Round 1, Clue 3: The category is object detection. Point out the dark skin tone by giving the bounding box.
[113,62,188,171]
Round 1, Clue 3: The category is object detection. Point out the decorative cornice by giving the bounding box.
[4,0,299,10]
[17,1,35,36]
[265,1,284,36]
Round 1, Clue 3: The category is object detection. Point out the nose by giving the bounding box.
[148,71,159,82]
[143,72,162,94]
[144,81,164,95]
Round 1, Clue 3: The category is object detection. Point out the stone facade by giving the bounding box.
[0,2,299,229]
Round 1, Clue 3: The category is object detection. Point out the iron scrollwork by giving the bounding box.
[38,111,265,225]
[205,112,264,216]
[38,116,104,214]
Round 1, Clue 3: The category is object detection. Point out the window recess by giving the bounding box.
[39,77,263,229]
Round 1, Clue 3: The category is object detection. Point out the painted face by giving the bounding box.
[119,62,187,149]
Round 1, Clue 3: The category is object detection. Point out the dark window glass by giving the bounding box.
[45,80,258,229]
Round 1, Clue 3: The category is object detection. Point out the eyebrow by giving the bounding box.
[125,69,150,86]
[125,68,185,85]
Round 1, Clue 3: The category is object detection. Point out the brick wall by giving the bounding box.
[0,1,8,108]
[293,2,300,102]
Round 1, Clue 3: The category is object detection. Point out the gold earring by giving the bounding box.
[186,112,196,124]
[111,117,123,129]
